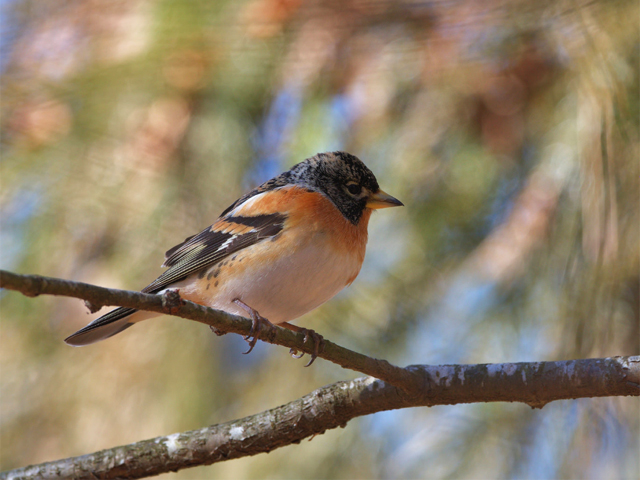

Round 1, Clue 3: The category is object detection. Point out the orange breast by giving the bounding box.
[179,186,372,316]
[234,186,371,263]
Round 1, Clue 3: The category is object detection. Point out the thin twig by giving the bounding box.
[0,270,421,395]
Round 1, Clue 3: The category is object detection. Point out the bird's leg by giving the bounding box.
[280,322,325,367]
[232,299,276,354]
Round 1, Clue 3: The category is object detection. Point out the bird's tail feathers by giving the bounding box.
[65,308,157,346]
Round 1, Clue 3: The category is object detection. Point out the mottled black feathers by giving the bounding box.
[221,152,379,226]
[303,151,380,224]
[219,152,379,225]
[143,212,287,294]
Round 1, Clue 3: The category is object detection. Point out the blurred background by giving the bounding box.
[1,0,638,478]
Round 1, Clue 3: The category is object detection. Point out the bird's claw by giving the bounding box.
[233,299,275,355]
[289,348,304,359]
[242,315,263,354]
[209,325,226,336]
[289,328,325,367]
[231,300,323,363]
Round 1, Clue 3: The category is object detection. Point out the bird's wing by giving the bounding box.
[142,192,287,293]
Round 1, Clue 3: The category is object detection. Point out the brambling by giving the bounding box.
[65,151,403,364]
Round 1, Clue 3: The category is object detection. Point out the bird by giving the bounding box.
[65,151,403,365]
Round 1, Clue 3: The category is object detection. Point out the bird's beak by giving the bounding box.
[366,189,404,209]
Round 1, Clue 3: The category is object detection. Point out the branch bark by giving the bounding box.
[1,269,638,479]
[2,358,638,480]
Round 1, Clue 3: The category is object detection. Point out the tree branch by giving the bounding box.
[0,270,419,394]
[2,357,638,480]
[1,269,638,479]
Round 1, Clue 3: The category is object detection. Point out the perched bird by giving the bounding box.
[65,151,403,364]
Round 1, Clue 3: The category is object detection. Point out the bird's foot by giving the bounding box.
[233,299,276,354]
[282,323,325,367]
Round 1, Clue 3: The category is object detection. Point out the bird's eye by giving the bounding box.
[346,183,362,195]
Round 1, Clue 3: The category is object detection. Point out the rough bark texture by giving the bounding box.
[1,270,638,479]
[2,358,638,480]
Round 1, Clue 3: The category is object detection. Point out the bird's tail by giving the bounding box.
[65,308,158,346]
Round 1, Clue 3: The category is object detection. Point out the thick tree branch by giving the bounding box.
[2,357,638,480]
[0,270,419,394]
[1,270,638,479]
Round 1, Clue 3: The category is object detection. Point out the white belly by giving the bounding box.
[176,234,362,324]
[215,241,359,323]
